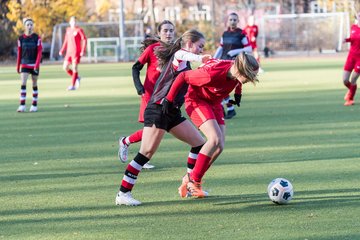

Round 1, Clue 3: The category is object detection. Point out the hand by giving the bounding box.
[137,85,145,95]
[161,98,172,115]
[234,93,242,107]
[17,68,20,74]
[80,52,84,57]
[229,94,242,107]
[59,51,63,56]
[201,54,212,63]
[33,69,39,75]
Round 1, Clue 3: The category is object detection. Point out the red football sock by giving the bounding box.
[67,69,73,77]
[349,84,357,100]
[344,81,351,89]
[190,153,211,182]
[128,129,143,144]
[71,72,78,86]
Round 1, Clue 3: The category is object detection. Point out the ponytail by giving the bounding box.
[155,29,205,70]
[139,37,160,54]
[155,37,182,70]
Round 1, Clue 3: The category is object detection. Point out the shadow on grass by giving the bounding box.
[1,188,359,224]
[0,170,120,182]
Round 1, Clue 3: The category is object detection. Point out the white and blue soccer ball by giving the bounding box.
[267,178,294,204]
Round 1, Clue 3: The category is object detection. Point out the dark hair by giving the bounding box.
[155,29,205,69]
[139,37,160,53]
[229,12,239,18]
[139,20,174,53]
[23,17,33,25]
[157,20,174,33]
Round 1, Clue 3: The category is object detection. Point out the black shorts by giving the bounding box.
[21,68,39,76]
[144,103,186,132]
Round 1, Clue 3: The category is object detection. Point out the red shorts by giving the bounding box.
[138,95,148,123]
[185,98,225,128]
[344,53,360,73]
[65,55,81,64]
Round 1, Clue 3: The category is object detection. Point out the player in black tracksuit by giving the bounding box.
[214,12,252,119]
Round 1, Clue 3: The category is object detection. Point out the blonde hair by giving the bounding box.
[234,52,259,84]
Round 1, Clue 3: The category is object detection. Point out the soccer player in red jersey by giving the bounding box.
[115,30,212,206]
[244,15,260,62]
[16,18,43,113]
[163,53,259,197]
[343,12,360,106]
[59,16,87,91]
[118,20,175,169]
[214,12,252,119]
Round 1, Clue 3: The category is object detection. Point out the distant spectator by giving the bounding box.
[144,26,152,39]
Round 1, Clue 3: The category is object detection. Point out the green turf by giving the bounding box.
[0,57,360,240]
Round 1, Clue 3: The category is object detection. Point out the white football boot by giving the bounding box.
[75,76,81,89]
[29,105,38,112]
[143,163,155,169]
[115,191,141,206]
[118,137,129,163]
[67,85,76,91]
[17,105,26,112]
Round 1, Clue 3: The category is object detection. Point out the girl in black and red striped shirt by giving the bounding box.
[16,18,42,112]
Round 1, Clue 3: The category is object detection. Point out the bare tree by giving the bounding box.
[148,0,156,33]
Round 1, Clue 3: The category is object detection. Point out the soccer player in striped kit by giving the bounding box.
[214,12,252,119]
[16,18,43,113]
[59,16,87,91]
[115,30,212,206]
[118,20,176,169]
[163,53,259,197]
[343,11,360,106]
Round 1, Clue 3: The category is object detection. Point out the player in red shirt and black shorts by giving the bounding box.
[59,16,87,91]
[117,20,175,169]
[16,18,43,113]
[342,12,360,106]
[163,52,259,197]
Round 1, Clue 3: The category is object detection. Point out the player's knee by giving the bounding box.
[63,65,69,71]
[140,148,156,159]
[207,136,223,151]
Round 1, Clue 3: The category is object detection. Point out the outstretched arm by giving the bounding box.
[213,46,223,58]
[227,45,253,57]
[165,71,187,102]
[227,35,252,57]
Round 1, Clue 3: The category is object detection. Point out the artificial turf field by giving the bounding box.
[0,55,359,240]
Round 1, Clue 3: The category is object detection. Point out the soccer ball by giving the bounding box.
[267,178,294,204]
